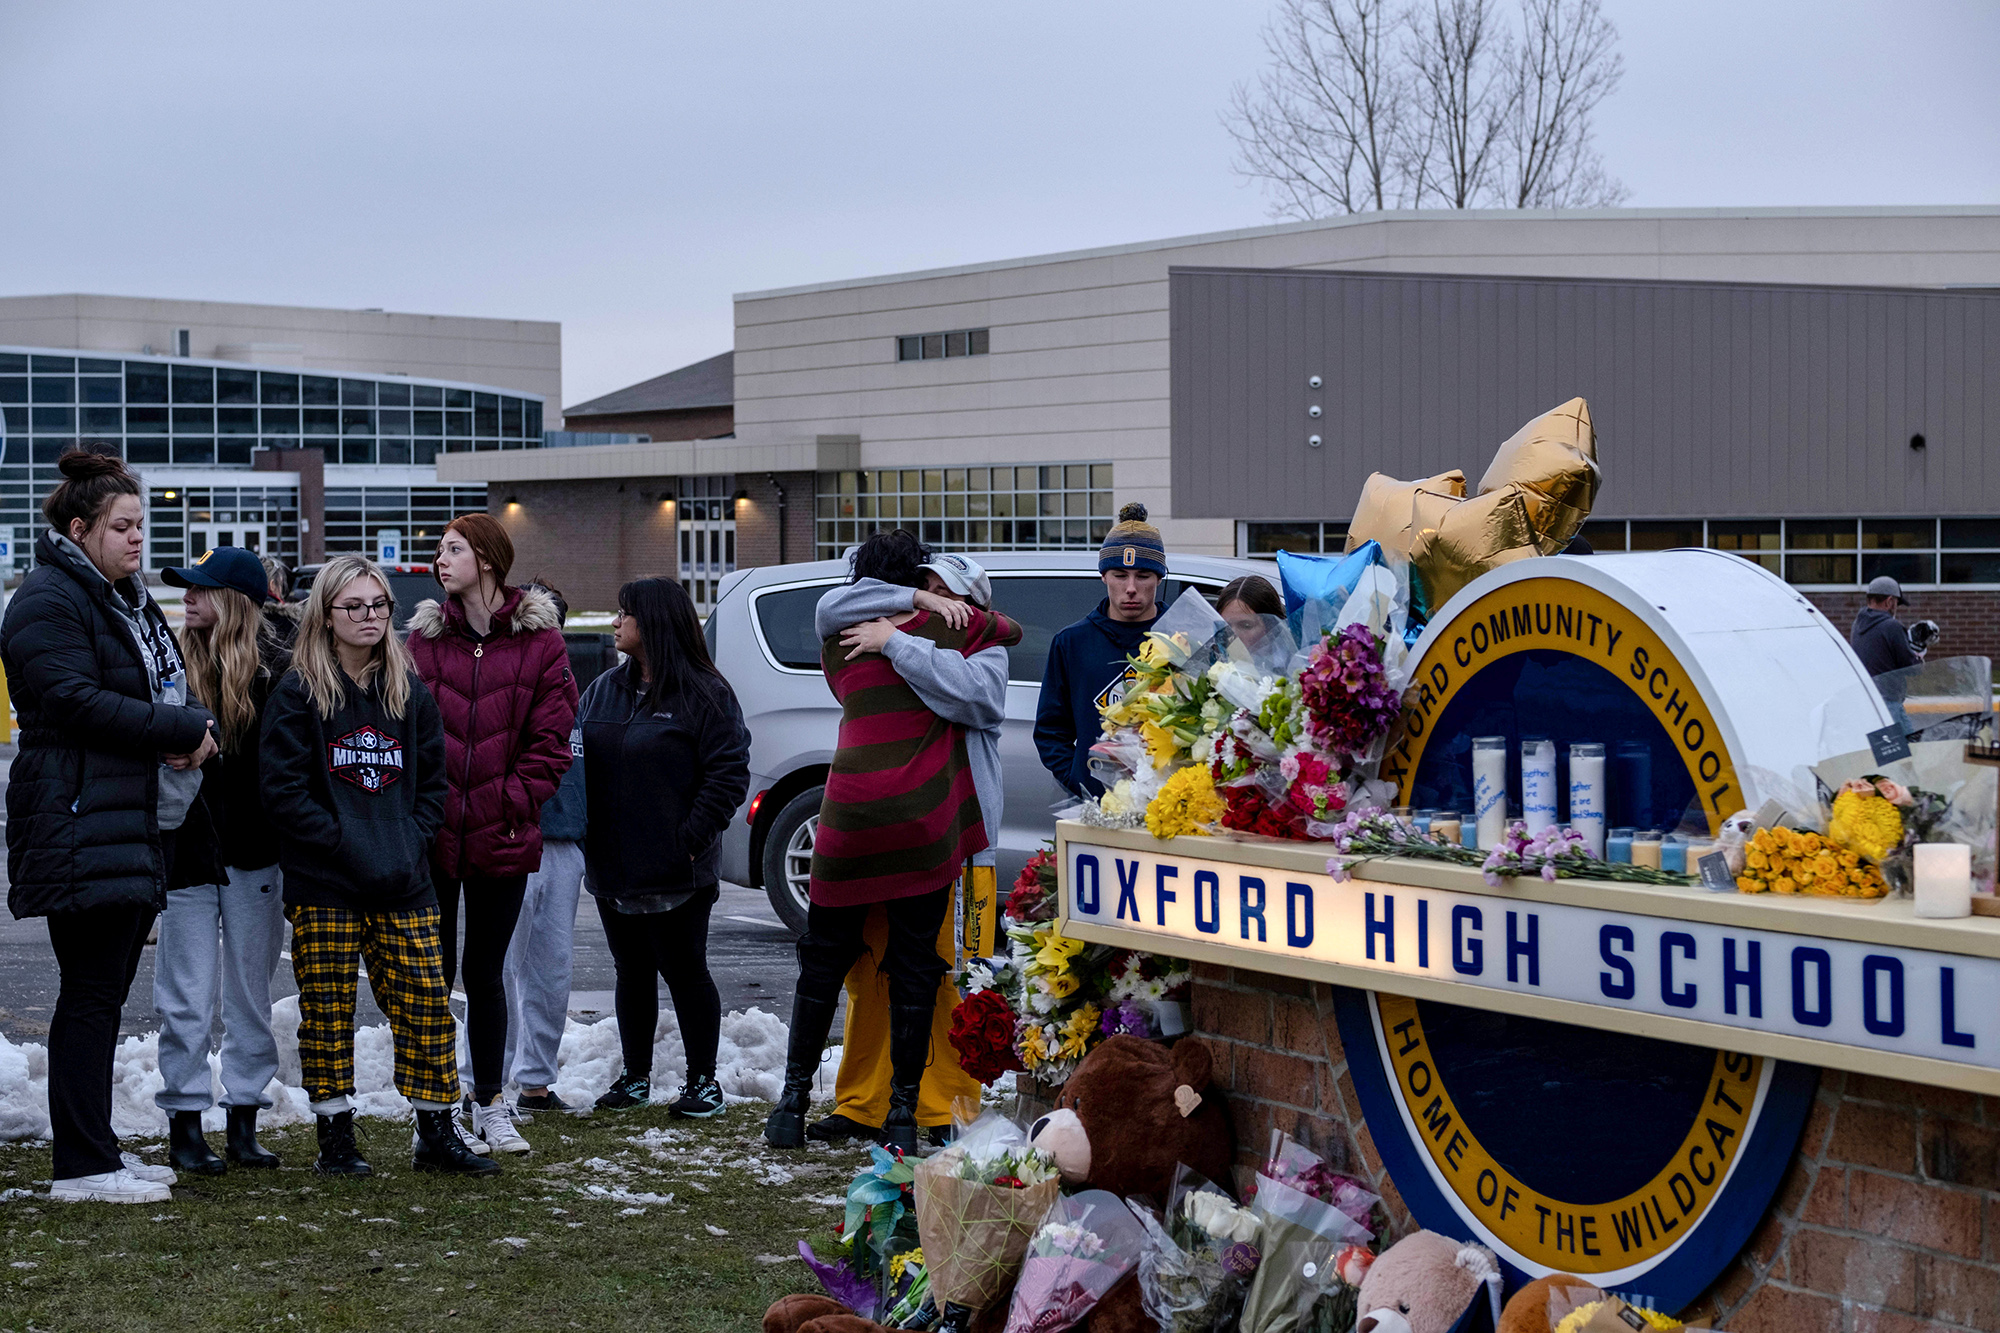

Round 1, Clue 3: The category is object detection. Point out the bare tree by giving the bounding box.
[1500,0,1628,206]
[1402,0,1514,208]
[1226,0,1627,217]
[1225,0,1413,219]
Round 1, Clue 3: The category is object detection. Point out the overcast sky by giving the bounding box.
[3,1,1996,408]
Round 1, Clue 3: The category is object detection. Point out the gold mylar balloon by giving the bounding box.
[1343,468,1468,561]
[1406,485,1546,617]
[1476,396,1600,545]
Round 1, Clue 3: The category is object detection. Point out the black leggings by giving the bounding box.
[47,901,155,1179]
[595,886,722,1082]
[435,874,528,1103]
[795,886,951,1012]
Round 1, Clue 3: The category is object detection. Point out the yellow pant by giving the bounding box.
[832,865,998,1129]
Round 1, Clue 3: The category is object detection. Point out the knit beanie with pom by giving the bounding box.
[1098,502,1166,576]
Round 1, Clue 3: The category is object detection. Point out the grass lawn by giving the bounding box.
[0,1103,866,1333]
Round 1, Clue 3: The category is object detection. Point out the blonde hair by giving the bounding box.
[293,554,414,720]
[181,585,270,752]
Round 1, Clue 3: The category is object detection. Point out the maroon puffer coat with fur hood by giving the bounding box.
[407,584,578,879]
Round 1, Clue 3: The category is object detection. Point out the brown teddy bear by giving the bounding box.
[763,1035,1234,1333]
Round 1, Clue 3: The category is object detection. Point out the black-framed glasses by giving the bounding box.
[334,599,393,621]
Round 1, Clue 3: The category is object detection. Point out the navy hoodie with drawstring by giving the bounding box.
[1034,598,1159,798]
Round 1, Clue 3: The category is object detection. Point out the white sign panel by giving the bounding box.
[1065,838,1999,1076]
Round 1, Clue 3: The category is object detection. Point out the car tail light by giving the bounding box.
[746,789,766,826]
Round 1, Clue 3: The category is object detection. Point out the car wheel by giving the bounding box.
[761,786,823,935]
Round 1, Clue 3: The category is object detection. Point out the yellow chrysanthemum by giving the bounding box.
[1829,789,1903,861]
[1146,764,1227,840]
[1018,1024,1050,1069]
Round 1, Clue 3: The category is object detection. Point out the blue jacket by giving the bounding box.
[1033,599,1158,798]
[538,750,587,843]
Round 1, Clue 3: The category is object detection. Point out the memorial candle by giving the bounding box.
[1430,811,1462,845]
[1521,737,1557,835]
[1473,736,1508,849]
[1914,843,1973,919]
[1607,827,1635,864]
[1569,742,1607,857]
[1631,834,1662,869]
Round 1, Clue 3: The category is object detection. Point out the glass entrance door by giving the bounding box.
[190,523,274,560]
[677,475,737,615]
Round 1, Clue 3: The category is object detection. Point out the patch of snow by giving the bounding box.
[705,1223,729,1236]
[0,1000,832,1143]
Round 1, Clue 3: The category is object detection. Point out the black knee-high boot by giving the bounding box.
[765,994,839,1149]
[880,1003,933,1155]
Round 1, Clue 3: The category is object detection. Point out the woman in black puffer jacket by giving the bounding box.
[1,450,223,1204]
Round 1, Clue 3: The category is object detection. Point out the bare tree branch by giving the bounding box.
[1501,0,1628,206]
[1403,0,1515,208]
[1224,0,1413,219]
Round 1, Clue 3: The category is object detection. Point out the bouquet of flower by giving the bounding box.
[799,1142,924,1320]
[1134,1166,1264,1333]
[1237,1171,1374,1333]
[1827,774,1955,895]
[1247,1132,1381,1239]
[1735,825,1888,898]
[1291,1244,1376,1333]
[949,988,1026,1085]
[914,1113,1065,1326]
[1147,764,1228,839]
[1004,848,1058,922]
[1001,1190,1148,1333]
[1320,809,1698,887]
[1278,750,1347,827]
[1296,624,1401,763]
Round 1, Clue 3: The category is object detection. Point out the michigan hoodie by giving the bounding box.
[260,667,447,912]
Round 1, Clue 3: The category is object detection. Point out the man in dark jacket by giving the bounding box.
[1851,576,1919,677]
[1035,503,1167,797]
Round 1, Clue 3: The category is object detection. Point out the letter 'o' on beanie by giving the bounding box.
[1098,502,1166,576]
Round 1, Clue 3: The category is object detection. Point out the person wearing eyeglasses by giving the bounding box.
[407,514,577,1156]
[260,554,495,1178]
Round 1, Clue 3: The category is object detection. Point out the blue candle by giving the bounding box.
[1661,837,1687,875]
[1462,822,1478,850]
[1607,827,1634,864]
[1414,809,1434,834]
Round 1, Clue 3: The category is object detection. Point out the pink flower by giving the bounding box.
[1540,863,1558,882]
[1874,779,1913,807]
[1482,870,1503,888]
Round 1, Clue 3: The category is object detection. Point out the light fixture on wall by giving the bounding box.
[163,489,178,500]
[732,488,749,504]
[505,494,521,512]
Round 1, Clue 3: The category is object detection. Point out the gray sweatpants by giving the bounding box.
[502,839,584,1090]
[153,863,287,1112]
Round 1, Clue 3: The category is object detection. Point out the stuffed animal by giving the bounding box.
[763,1035,1235,1333]
[1356,1231,1502,1333]
[1715,809,1758,875]
[1496,1273,1584,1333]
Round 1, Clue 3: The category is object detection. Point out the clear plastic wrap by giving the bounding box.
[1236,1174,1372,1333]
[1001,1190,1147,1333]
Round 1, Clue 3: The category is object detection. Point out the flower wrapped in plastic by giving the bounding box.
[1237,1172,1374,1333]
[1295,624,1401,764]
[1249,1131,1381,1238]
[913,1112,1064,1326]
[1133,1165,1263,1333]
[1001,1189,1147,1333]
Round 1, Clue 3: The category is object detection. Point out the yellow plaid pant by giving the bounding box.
[832,864,997,1129]
[287,904,460,1107]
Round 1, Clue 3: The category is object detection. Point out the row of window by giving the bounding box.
[0,353,541,428]
[813,464,1114,559]
[4,404,539,438]
[895,329,989,361]
[1240,517,2000,587]
[0,431,536,469]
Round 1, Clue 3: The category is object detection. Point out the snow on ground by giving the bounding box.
[0,1004,840,1144]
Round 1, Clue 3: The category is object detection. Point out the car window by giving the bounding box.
[386,573,438,630]
[987,576,1223,685]
[754,583,834,670]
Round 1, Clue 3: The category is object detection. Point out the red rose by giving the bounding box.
[950,989,1026,1084]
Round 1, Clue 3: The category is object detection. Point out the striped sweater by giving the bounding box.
[809,605,1022,907]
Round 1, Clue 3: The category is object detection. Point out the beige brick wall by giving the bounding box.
[487,478,678,613]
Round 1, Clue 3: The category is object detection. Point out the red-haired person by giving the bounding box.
[407,514,577,1154]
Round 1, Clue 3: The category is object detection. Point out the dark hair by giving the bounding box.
[525,578,568,626]
[849,528,932,588]
[43,448,141,534]
[1218,574,1283,618]
[441,512,515,588]
[618,576,723,713]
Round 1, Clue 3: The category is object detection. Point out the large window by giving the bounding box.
[1241,521,1351,557]
[322,486,489,559]
[0,346,545,570]
[814,464,1113,560]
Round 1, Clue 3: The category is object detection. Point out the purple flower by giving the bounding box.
[1483,870,1503,888]
[1540,863,1559,882]
[1327,857,1351,883]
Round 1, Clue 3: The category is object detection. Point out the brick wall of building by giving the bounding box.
[1803,590,2000,665]
[1191,965,2000,1331]
[735,470,816,570]
[487,477,677,612]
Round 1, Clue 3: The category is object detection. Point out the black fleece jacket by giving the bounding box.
[260,667,447,912]
[198,638,291,872]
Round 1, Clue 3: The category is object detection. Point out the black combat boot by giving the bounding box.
[764,994,839,1149]
[225,1105,280,1169]
[880,1003,933,1156]
[168,1109,227,1176]
[412,1107,502,1176]
[313,1111,372,1176]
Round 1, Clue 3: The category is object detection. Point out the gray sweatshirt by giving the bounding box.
[817,578,1007,866]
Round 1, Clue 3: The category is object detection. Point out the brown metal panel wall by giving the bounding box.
[1168,268,2000,521]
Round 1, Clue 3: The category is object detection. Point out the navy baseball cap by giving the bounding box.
[161,546,270,604]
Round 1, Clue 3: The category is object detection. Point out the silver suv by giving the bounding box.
[706,550,1272,932]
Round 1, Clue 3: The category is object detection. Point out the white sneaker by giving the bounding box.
[50,1168,171,1204]
[472,1096,531,1155]
[410,1109,493,1158]
[119,1152,178,1186]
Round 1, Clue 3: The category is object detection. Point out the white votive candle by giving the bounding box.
[1473,736,1509,849]
[1914,843,1974,919]
[1569,741,1607,858]
[1521,738,1557,835]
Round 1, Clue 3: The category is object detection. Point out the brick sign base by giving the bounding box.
[1191,962,2000,1332]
